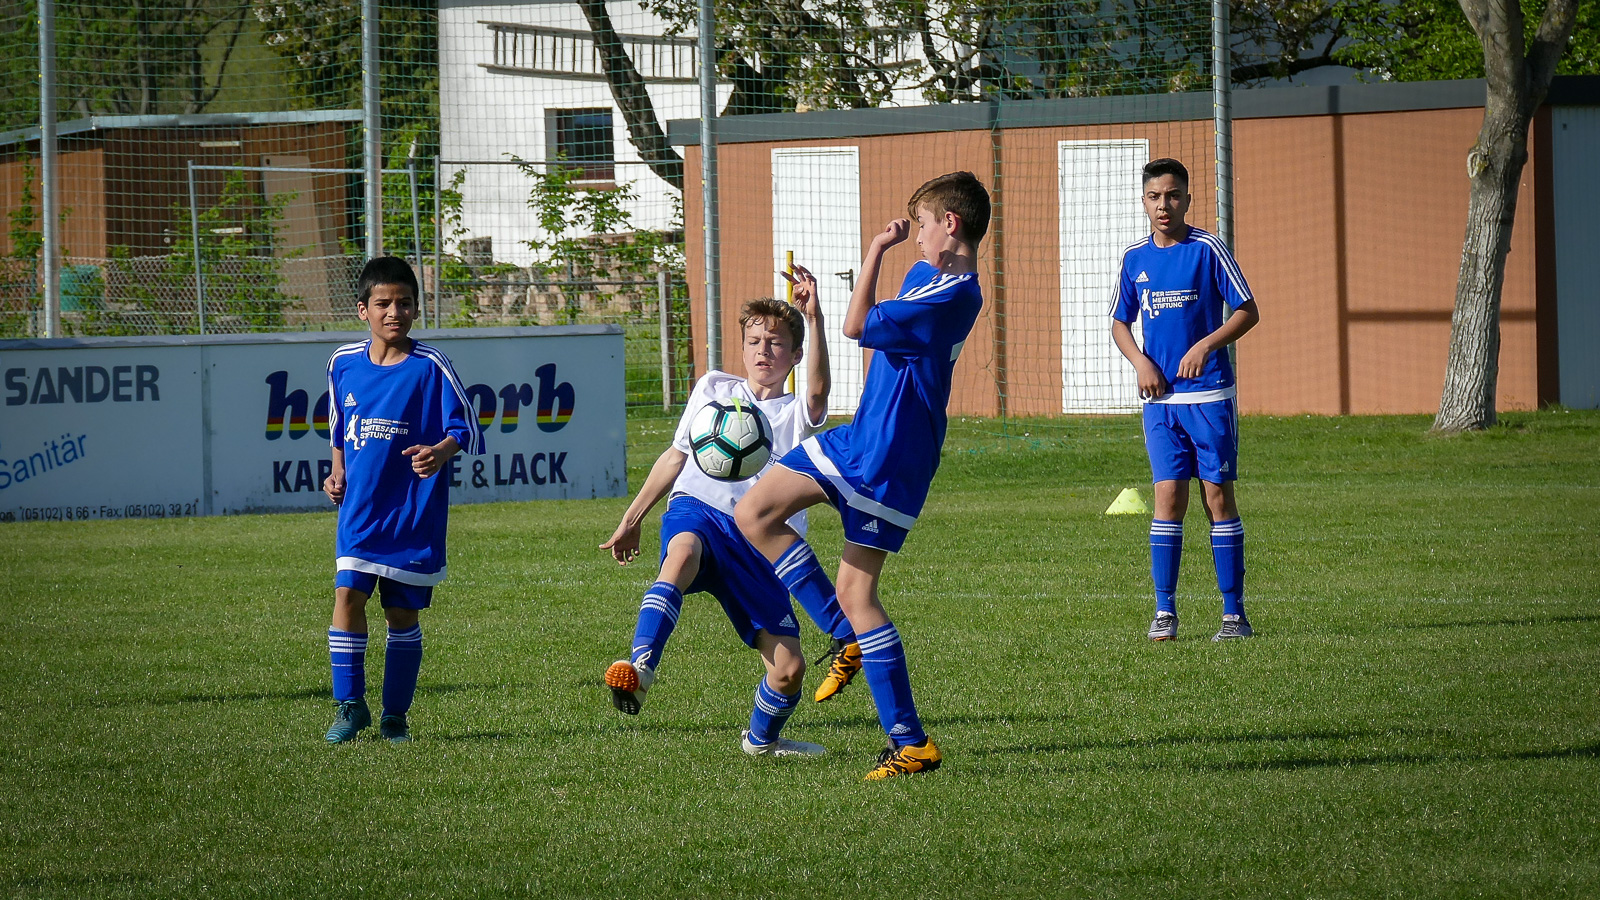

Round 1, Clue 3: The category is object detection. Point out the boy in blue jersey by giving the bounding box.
[600,290,846,757]
[737,171,989,780]
[1110,158,1260,642]
[321,257,484,743]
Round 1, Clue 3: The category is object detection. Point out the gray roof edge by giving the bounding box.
[667,75,1600,145]
[0,324,623,351]
[0,109,364,150]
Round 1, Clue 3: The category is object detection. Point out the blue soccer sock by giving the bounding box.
[328,628,368,703]
[773,540,854,642]
[382,623,423,716]
[1150,519,1184,616]
[630,581,683,672]
[1211,517,1246,618]
[857,623,927,747]
[746,676,801,745]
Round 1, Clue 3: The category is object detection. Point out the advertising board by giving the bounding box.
[0,326,626,523]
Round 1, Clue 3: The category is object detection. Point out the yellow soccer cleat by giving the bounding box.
[864,739,942,781]
[813,638,862,703]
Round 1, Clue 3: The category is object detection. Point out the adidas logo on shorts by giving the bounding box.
[779,615,796,629]
[862,519,880,534]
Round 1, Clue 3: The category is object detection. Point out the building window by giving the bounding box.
[547,108,615,182]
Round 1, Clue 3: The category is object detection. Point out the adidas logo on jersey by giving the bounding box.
[779,615,796,629]
[862,519,880,534]
[1136,271,1150,283]
[344,393,357,407]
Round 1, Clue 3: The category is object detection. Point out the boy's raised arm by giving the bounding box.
[784,263,831,424]
[842,219,909,340]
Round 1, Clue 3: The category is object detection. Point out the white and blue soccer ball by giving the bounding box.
[688,398,773,481]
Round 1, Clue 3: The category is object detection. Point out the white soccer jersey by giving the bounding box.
[670,370,825,535]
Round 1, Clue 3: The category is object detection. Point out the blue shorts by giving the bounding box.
[1143,398,1239,484]
[660,495,801,648]
[335,569,434,610]
[776,445,910,553]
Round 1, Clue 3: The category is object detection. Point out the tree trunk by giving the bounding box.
[576,0,683,191]
[1436,0,1578,431]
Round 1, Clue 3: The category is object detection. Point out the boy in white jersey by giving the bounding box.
[737,172,989,780]
[1110,158,1260,642]
[600,290,851,757]
[321,257,484,743]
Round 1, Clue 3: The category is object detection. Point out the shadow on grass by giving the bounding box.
[1404,614,1600,630]
[970,726,1600,774]
[122,681,493,708]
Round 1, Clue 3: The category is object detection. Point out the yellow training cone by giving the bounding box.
[1105,487,1151,515]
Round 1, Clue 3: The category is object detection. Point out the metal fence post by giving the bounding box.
[698,0,720,371]
[362,0,381,260]
[434,156,444,326]
[38,0,59,338]
[187,161,207,335]
[1213,0,1234,249]
[658,269,671,411]
[408,140,423,326]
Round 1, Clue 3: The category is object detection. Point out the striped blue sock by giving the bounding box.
[630,581,683,672]
[328,628,368,703]
[1150,519,1183,616]
[858,623,926,747]
[774,540,854,641]
[746,676,800,744]
[382,623,423,715]
[1211,518,1246,618]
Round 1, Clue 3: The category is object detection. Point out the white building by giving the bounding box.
[438,0,939,267]
[439,0,731,266]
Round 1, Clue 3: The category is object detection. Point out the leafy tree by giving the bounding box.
[517,159,683,325]
[1335,0,1598,80]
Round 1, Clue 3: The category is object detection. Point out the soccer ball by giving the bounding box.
[688,398,773,481]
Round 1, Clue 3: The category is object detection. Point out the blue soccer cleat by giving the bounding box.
[378,712,411,743]
[325,698,372,743]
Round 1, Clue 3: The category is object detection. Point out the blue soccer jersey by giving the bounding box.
[327,340,484,585]
[798,260,982,530]
[1109,226,1253,402]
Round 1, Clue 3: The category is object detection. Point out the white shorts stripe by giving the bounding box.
[798,438,919,530]
[336,558,446,586]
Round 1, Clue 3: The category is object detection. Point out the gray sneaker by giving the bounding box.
[1212,616,1255,641]
[741,729,826,758]
[1148,613,1178,641]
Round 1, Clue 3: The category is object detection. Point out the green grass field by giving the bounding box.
[3,411,1597,898]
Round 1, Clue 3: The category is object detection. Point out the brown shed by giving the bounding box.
[671,77,1600,416]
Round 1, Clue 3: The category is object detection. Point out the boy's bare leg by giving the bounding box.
[1152,479,1190,521]
[736,466,829,562]
[332,586,369,633]
[658,532,703,591]
[1200,480,1238,522]
[835,543,890,633]
[743,630,823,756]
